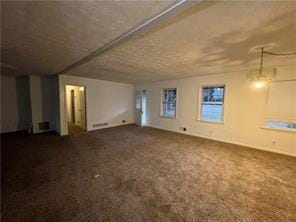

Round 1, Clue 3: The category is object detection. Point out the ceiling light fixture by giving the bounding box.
[247,48,296,88]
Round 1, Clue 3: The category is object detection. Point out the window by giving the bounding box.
[264,81,296,131]
[161,88,177,117]
[135,90,142,109]
[199,86,225,122]
[136,97,141,109]
[265,121,296,130]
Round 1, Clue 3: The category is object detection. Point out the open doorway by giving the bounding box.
[65,85,86,134]
[135,90,147,126]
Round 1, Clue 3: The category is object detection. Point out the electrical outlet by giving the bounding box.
[122,120,126,124]
[210,130,213,135]
[180,127,187,132]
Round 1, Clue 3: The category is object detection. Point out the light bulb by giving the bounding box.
[254,80,265,88]
[79,87,84,91]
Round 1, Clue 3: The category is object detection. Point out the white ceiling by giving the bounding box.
[1,1,296,83]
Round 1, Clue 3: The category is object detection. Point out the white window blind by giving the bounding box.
[161,88,177,117]
[265,81,296,122]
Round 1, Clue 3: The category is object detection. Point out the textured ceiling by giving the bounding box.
[1,0,174,76]
[1,1,296,83]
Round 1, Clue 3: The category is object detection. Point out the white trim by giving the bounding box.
[159,115,176,119]
[64,84,87,135]
[160,87,177,118]
[145,124,296,157]
[261,126,296,133]
[196,119,224,125]
[263,80,296,128]
[197,84,225,123]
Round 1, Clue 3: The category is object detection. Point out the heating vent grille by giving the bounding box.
[39,122,50,130]
[93,122,108,128]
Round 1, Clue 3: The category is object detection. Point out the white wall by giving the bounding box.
[1,75,31,133]
[135,67,296,157]
[1,74,132,135]
[58,75,134,136]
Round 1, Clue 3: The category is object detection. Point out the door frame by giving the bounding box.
[64,84,87,134]
[70,89,75,123]
[141,91,147,126]
[135,89,147,126]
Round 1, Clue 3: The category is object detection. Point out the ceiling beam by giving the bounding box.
[56,0,202,75]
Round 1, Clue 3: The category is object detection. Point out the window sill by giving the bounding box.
[261,126,296,133]
[196,119,224,125]
[160,115,176,119]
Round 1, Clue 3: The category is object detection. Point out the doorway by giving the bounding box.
[65,85,86,134]
[135,90,147,126]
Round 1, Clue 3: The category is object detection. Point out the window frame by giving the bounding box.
[160,88,177,118]
[135,90,142,110]
[261,80,296,133]
[262,120,296,132]
[197,84,225,124]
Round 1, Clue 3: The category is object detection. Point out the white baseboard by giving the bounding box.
[145,124,296,157]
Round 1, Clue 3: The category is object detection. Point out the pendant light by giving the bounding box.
[247,48,296,88]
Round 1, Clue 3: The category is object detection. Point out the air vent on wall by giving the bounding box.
[39,122,50,130]
[93,122,108,128]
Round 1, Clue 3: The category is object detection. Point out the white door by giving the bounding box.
[135,91,142,126]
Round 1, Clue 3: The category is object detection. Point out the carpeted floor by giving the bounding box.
[68,122,85,135]
[1,124,296,222]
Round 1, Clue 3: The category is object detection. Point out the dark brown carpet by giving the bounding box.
[1,125,296,222]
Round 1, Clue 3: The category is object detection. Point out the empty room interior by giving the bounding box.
[1,1,296,221]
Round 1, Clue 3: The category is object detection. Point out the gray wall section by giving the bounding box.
[1,75,32,133]
[29,75,60,134]
[16,76,32,131]
[1,75,60,134]
[42,75,60,133]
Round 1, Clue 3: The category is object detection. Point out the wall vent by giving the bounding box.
[93,122,108,128]
[39,122,50,130]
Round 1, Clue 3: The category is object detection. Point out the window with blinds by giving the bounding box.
[264,80,296,131]
[199,86,225,122]
[161,88,177,117]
